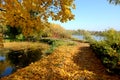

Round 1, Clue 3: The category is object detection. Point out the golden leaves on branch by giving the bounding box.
[0,0,75,36]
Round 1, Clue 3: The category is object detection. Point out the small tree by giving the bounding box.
[83,30,95,43]
[102,28,120,45]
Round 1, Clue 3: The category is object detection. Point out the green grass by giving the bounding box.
[40,38,76,55]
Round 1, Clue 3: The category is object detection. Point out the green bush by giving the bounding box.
[90,29,120,74]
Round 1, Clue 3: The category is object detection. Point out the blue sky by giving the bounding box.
[50,0,120,31]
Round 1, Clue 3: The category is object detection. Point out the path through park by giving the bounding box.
[1,42,120,80]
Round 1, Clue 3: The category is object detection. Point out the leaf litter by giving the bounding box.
[1,42,120,80]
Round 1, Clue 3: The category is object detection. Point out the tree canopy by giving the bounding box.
[0,0,75,36]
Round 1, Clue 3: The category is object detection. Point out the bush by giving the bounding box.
[90,41,120,74]
[90,29,120,74]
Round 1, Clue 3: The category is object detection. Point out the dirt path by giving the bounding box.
[1,42,120,80]
[73,43,120,80]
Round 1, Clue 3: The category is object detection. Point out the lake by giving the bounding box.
[72,35,104,41]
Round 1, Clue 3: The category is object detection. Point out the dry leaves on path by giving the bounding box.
[1,42,120,80]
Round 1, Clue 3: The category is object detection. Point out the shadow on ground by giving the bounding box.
[73,45,120,80]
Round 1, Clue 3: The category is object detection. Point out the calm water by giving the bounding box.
[72,35,104,41]
[0,56,5,61]
[0,49,14,78]
[72,35,84,40]
[0,48,42,78]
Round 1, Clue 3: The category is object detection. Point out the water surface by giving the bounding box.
[0,48,42,78]
[0,49,14,78]
[72,35,104,41]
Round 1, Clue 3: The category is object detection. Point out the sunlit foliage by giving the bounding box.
[0,0,75,36]
[90,28,120,74]
[102,28,120,45]
[42,24,71,38]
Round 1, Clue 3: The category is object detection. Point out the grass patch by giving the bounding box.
[40,38,76,55]
[4,42,49,51]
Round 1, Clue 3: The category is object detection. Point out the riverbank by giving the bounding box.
[1,41,120,80]
[0,42,50,78]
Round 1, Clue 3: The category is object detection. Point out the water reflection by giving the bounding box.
[0,67,14,78]
[0,56,5,61]
[0,49,14,78]
[0,48,42,78]
[8,48,42,67]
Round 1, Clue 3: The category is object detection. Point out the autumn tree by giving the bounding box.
[0,0,75,36]
[42,23,71,38]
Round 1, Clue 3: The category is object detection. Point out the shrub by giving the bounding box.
[90,29,120,74]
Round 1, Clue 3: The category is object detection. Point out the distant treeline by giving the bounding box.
[67,29,120,36]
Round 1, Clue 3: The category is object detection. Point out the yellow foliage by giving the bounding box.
[0,0,75,36]
[42,23,70,38]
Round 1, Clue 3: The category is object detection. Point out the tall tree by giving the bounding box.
[0,0,75,36]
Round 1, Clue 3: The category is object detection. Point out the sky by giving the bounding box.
[50,0,120,31]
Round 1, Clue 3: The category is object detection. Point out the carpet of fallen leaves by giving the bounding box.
[1,42,120,80]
